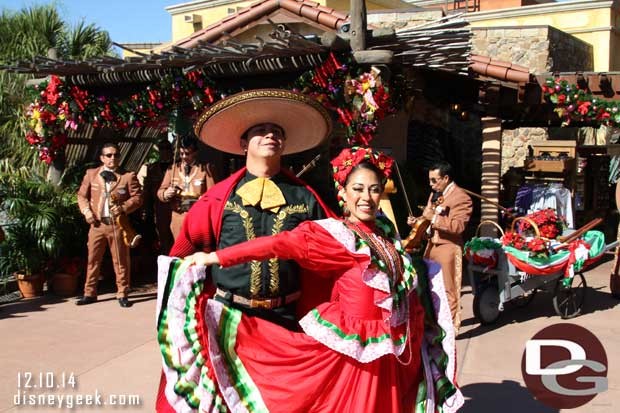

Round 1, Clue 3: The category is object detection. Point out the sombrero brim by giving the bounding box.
[194,89,332,155]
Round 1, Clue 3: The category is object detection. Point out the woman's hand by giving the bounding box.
[187,251,220,267]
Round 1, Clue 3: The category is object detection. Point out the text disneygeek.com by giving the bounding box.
[14,372,141,409]
[14,389,142,409]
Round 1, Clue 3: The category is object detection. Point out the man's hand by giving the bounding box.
[163,186,178,201]
[110,204,123,217]
[84,209,98,225]
[187,251,220,267]
[422,207,434,221]
[407,215,416,227]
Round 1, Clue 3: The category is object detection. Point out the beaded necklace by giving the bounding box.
[344,219,403,285]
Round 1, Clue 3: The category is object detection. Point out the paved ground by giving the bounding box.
[1,259,618,412]
[456,257,619,413]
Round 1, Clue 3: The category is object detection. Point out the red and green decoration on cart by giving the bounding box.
[543,78,620,126]
[24,52,395,164]
[500,208,605,282]
[502,209,566,260]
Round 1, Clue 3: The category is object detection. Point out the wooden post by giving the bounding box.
[350,0,393,64]
[350,0,367,52]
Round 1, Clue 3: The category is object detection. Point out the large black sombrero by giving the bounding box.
[194,89,332,155]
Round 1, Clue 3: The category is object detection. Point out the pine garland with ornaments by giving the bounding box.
[543,78,620,127]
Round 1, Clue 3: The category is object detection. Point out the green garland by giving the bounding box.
[543,78,620,126]
[463,237,502,254]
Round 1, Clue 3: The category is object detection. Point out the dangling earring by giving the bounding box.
[342,205,350,217]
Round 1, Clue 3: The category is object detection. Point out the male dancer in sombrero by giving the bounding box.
[156,89,335,412]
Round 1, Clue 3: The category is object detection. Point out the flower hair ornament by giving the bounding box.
[330,146,394,194]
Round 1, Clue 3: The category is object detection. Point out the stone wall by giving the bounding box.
[501,127,549,174]
[471,26,593,73]
[548,26,594,72]
[367,10,444,31]
[473,26,593,174]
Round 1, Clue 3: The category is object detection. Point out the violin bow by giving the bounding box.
[459,187,513,216]
[296,153,321,178]
[393,161,414,217]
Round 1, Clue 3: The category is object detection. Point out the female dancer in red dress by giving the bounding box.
[158,148,463,412]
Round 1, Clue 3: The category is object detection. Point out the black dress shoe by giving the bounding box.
[76,296,97,306]
[118,297,132,308]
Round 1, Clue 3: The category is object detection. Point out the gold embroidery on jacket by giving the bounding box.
[268,205,309,295]
[225,201,261,296]
[224,202,308,297]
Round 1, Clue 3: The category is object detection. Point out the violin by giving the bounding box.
[403,195,444,253]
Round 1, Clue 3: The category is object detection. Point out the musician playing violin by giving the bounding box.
[407,161,472,331]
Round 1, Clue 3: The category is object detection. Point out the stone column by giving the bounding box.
[480,117,502,237]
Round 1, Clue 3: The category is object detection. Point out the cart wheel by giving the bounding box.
[553,272,587,319]
[473,284,501,325]
[511,288,538,308]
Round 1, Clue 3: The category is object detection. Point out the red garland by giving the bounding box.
[24,56,396,164]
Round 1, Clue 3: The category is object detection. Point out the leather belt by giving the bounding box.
[100,217,113,225]
[215,288,301,310]
[177,199,197,213]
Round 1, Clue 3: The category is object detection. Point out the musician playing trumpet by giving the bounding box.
[407,161,472,331]
[157,134,217,239]
[76,143,143,308]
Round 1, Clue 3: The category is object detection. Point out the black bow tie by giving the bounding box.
[100,170,117,182]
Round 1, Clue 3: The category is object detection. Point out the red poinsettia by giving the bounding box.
[503,231,526,249]
[503,209,566,258]
[527,238,547,253]
[517,208,564,240]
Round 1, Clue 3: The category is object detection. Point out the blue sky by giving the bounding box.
[0,0,181,43]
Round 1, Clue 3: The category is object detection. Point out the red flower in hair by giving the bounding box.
[331,146,394,189]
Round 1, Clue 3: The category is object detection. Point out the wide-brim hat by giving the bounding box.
[194,89,332,155]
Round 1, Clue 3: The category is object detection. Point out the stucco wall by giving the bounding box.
[169,0,390,42]
[467,1,615,71]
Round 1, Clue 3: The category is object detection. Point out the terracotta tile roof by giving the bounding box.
[469,54,532,83]
[173,0,349,49]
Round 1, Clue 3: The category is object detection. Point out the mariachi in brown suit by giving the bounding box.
[157,162,216,238]
[77,167,143,298]
[424,182,472,330]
